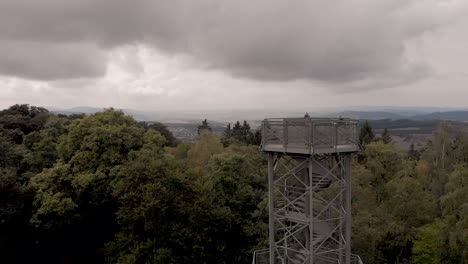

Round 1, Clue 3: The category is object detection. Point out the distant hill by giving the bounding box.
[330,110,468,122]
[48,106,468,123]
[363,119,462,134]
[332,111,406,120]
[409,111,468,122]
[49,106,103,115]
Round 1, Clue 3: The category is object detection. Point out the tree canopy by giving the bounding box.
[0,105,466,264]
[222,120,261,146]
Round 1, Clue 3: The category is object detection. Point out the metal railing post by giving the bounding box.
[283,119,288,152]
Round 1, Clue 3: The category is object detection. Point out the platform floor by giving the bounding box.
[262,143,359,154]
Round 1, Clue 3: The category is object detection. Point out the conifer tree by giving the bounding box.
[232,121,242,141]
[241,120,251,143]
[408,143,420,160]
[223,123,232,139]
[197,119,212,135]
[381,128,392,144]
[359,120,375,147]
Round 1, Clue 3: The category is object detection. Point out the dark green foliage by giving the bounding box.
[197,119,212,135]
[223,123,232,139]
[0,166,35,264]
[104,137,267,264]
[104,132,190,263]
[0,104,49,140]
[0,105,61,263]
[222,120,261,146]
[251,130,262,145]
[23,115,71,173]
[1,104,48,118]
[28,109,147,262]
[353,121,468,264]
[412,165,467,264]
[137,121,178,147]
[67,113,87,120]
[1,104,467,264]
[0,136,24,168]
[206,145,268,262]
[380,128,392,144]
[0,106,268,264]
[0,168,25,224]
[408,143,420,160]
[173,142,192,160]
[359,120,375,147]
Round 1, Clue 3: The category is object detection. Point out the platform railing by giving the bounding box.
[252,248,269,264]
[252,248,364,264]
[261,117,359,154]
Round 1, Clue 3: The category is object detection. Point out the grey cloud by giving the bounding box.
[0,41,106,80]
[0,0,464,84]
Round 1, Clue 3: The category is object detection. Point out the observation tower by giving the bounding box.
[254,117,362,264]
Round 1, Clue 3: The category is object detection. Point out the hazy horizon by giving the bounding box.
[16,104,464,123]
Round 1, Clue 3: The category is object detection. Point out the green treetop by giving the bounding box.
[197,119,212,135]
[359,120,375,147]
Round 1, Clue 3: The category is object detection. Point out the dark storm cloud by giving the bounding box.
[0,0,460,83]
[0,41,106,80]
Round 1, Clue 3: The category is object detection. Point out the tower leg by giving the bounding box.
[268,153,276,264]
[308,157,314,264]
[345,155,352,264]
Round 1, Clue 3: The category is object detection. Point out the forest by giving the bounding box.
[0,104,466,264]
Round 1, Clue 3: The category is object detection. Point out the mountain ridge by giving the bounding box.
[49,106,468,122]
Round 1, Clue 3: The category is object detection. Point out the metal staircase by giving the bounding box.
[257,117,362,264]
[287,168,333,263]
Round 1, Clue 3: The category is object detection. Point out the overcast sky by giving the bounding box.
[0,0,467,112]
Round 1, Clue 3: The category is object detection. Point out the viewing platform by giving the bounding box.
[261,117,359,155]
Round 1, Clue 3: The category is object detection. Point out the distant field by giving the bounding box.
[370,119,468,151]
[164,122,225,143]
[384,127,420,131]
[365,119,468,136]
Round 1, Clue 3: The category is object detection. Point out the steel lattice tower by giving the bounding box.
[259,117,360,264]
